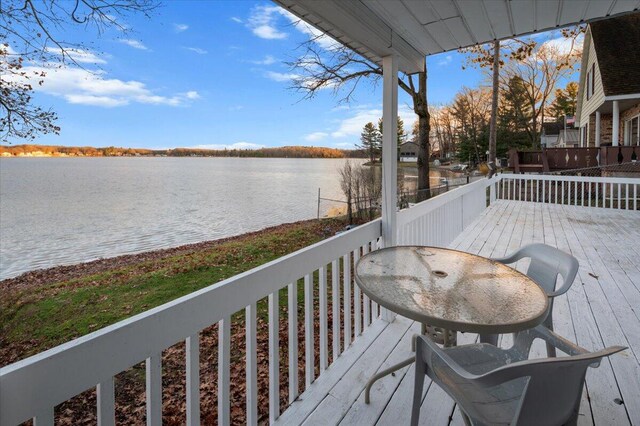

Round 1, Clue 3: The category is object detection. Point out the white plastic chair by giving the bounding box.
[482,243,580,356]
[411,326,625,426]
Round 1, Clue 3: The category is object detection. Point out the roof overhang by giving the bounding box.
[274,0,640,74]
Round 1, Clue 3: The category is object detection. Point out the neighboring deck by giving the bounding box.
[277,200,640,426]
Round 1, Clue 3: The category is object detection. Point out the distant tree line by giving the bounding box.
[0,145,367,159]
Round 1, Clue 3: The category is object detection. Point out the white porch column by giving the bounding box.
[381,55,398,247]
[612,100,620,146]
[595,111,601,147]
[380,55,398,323]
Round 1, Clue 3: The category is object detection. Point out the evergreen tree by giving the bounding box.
[359,122,381,163]
[549,81,579,120]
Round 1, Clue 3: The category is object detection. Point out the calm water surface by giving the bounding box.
[0,157,456,280]
[0,157,366,280]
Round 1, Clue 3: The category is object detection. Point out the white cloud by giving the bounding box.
[183,91,200,100]
[9,65,199,108]
[330,105,417,140]
[173,23,189,32]
[304,132,328,142]
[541,35,583,56]
[190,142,264,150]
[45,47,107,64]
[251,55,277,65]
[228,105,243,111]
[231,17,243,24]
[185,47,208,54]
[253,25,287,40]
[247,5,288,40]
[265,71,299,82]
[119,39,148,50]
[437,54,453,66]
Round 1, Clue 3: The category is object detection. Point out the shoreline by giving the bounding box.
[0,218,341,295]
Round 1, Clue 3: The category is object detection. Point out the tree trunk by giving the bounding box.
[415,61,431,202]
[489,40,500,164]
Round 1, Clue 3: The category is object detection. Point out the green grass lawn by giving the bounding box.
[0,218,346,365]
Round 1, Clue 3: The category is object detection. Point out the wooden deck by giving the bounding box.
[277,200,640,426]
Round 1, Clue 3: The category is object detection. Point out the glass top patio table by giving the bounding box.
[355,246,549,335]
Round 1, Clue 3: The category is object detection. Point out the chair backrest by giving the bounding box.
[501,243,579,295]
[423,343,624,426]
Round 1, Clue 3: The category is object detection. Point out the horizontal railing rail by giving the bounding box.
[497,174,639,210]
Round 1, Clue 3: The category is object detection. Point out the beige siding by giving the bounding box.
[578,31,605,130]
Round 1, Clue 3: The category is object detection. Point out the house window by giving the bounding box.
[590,63,595,98]
[626,115,640,146]
[586,69,591,100]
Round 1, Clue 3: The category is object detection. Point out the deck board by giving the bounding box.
[279,200,640,425]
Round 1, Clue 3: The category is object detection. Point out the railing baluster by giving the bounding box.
[319,266,328,371]
[362,244,370,328]
[186,334,200,426]
[353,249,361,337]
[332,259,341,360]
[524,179,527,201]
[97,376,115,426]
[610,183,614,208]
[626,184,629,210]
[343,253,352,349]
[146,353,162,426]
[268,292,280,423]
[304,274,314,388]
[246,303,257,426]
[218,316,230,425]
[287,282,298,403]
[369,240,379,319]
[635,184,637,210]
[33,408,54,426]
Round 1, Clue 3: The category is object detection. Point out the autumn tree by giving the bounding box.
[500,41,581,146]
[549,81,579,120]
[359,122,381,163]
[1,0,158,142]
[288,39,431,200]
[451,87,491,164]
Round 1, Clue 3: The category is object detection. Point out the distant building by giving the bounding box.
[576,13,640,147]
[399,141,419,162]
[557,129,580,148]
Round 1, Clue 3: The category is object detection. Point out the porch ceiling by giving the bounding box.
[273,0,640,74]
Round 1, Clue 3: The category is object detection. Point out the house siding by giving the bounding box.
[579,30,606,126]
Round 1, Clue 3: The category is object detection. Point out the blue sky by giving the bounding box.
[10,1,579,150]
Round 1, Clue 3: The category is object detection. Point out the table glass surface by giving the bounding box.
[355,246,549,333]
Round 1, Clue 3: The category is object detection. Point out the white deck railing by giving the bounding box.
[0,220,382,426]
[497,174,639,210]
[2,173,636,425]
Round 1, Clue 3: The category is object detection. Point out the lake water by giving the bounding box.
[0,157,451,280]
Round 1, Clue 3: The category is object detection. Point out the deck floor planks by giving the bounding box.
[278,201,640,426]
[303,318,413,425]
[553,205,634,425]
[558,206,640,424]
